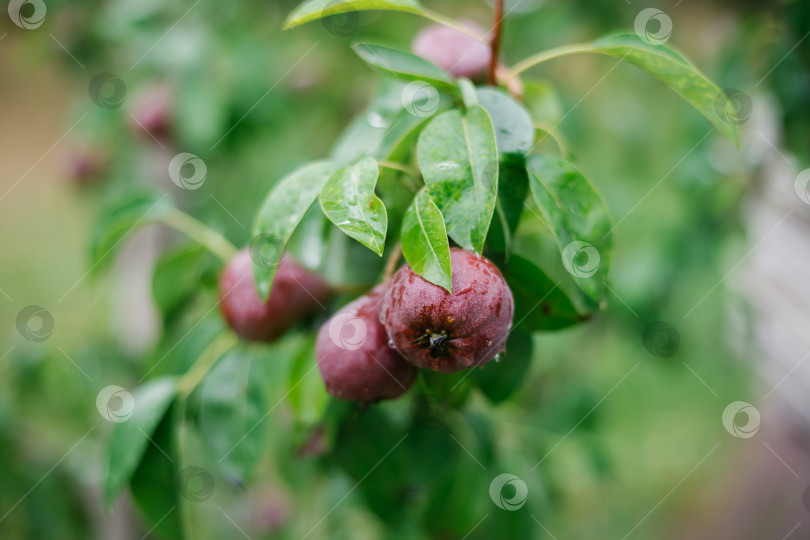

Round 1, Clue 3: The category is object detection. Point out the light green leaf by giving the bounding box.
[401,188,452,292]
[591,33,739,145]
[352,42,457,93]
[104,376,178,503]
[526,155,612,302]
[319,157,387,255]
[252,160,342,301]
[285,0,424,30]
[417,106,499,253]
[475,87,535,155]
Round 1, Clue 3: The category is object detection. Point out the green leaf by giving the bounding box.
[475,87,535,155]
[287,337,330,427]
[526,155,612,302]
[319,157,387,256]
[285,0,424,29]
[503,255,581,330]
[152,245,210,320]
[199,345,268,483]
[104,376,178,503]
[401,188,452,292]
[91,192,171,274]
[471,331,533,404]
[352,42,457,93]
[522,79,563,125]
[591,33,739,145]
[417,107,499,253]
[330,79,446,164]
[484,157,529,259]
[252,160,342,301]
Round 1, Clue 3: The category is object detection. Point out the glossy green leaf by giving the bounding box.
[252,160,342,301]
[330,79,445,164]
[104,376,178,503]
[471,331,533,404]
[319,157,387,256]
[352,43,457,93]
[485,158,529,259]
[199,345,268,482]
[475,87,535,155]
[401,188,452,292]
[526,155,612,301]
[91,192,171,274]
[503,255,582,330]
[591,33,739,145]
[417,106,499,253]
[284,0,424,29]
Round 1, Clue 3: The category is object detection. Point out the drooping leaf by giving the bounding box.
[475,87,535,155]
[199,345,268,483]
[91,192,171,274]
[471,331,533,404]
[503,255,582,331]
[417,106,499,253]
[401,188,452,291]
[526,155,612,302]
[591,33,739,145]
[352,42,457,93]
[319,157,387,256]
[252,160,342,301]
[285,0,424,30]
[484,157,529,260]
[330,79,446,164]
[105,376,178,503]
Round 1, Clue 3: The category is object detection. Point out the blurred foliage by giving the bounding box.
[0,0,808,539]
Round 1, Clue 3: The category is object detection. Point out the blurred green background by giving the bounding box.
[1,0,808,538]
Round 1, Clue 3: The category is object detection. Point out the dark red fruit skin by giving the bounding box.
[411,22,491,80]
[382,248,514,374]
[316,285,417,402]
[219,249,330,343]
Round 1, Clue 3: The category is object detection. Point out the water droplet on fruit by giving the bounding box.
[387,339,395,349]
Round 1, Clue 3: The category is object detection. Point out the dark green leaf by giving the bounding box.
[471,331,533,404]
[401,188,452,291]
[287,337,330,427]
[199,345,268,482]
[485,158,529,259]
[526,155,612,302]
[417,106,499,253]
[319,157,387,256]
[285,0,424,29]
[252,161,342,301]
[504,255,581,331]
[152,245,210,320]
[475,87,535,155]
[352,42,457,93]
[91,192,171,274]
[105,376,177,503]
[591,33,739,145]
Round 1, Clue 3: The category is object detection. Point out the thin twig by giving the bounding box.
[383,243,403,282]
[488,0,505,86]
